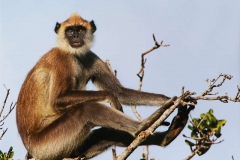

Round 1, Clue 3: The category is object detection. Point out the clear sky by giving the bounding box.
[0,1,239,160]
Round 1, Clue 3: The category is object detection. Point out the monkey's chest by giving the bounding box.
[72,66,90,90]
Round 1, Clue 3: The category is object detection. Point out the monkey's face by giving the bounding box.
[55,13,97,54]
[65,26,86,48]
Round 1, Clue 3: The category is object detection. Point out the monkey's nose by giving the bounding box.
[73,34,79,38]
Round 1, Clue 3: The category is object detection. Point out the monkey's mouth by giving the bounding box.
[71,41,84,48]
[73,42,81,45]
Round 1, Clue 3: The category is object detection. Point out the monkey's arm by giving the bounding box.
[53,90,122,110]
[119,88,170,106]
[92,58,170,107]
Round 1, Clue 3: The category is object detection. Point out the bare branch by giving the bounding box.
[0,86,16,140]
[130,35,169,159]
[184,148,200,160]
[0,102,16,124]
[0,128,8,140]
[235,85,240,101]
[137,34,169,78]
[202,74,232,97]
[131,106,143,121]
[112,146,117,160]
[0,86,10,117]
[133,35,170,120]
[191,73,240,103]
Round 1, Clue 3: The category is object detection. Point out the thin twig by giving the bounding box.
[184,148,200,160]
[0,128,8,140]
[137,34,169,77]
[112,146,117,160]
[130,34,169,160]
[0,103,16,124]
[0,86,10,117]
[0,86,16,140]
[191,74,240,103]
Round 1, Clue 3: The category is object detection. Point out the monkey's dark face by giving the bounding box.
[65,26,87,48]
[55,14,96,54]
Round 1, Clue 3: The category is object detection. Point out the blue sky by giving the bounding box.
[0,1,240,160]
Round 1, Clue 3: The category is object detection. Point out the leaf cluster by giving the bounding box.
[185,109,226,156]
[0,146,14,160]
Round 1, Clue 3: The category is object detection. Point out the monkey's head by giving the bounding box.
[55,13,96,54]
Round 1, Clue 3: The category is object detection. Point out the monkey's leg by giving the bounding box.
[27,105,95,160]
[28,102,140,159]
[73,127,167,159]
[82,102,146,135]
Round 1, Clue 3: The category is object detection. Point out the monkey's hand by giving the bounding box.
[160,105,194,147]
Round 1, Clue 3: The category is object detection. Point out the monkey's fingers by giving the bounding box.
[161,121,170,126]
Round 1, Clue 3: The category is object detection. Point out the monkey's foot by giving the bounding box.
[160,112,189,147]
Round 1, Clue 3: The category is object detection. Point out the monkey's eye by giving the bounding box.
[66,30,73,36]
[78,29,86,34]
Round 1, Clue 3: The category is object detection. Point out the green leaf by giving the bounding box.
[9,146,13,152]
[9,151,14,158]
[0,150,3,157]
[215,126,222,138]
[206,113,217,128]
[200,113,206,119]
[199,119,208,130]
[191,131,198,138]
[209,109,214,115]
[185,140,195,146]
[193,118,200,126]
[217,120,227,127]
[188,125,193,130]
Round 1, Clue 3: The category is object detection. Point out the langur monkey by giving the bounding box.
[17,13,191,160]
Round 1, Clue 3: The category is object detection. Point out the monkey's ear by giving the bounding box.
[90,20,96,33]
[54,22,61,34]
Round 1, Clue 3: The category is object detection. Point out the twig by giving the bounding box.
[184,148,200,160]
[132,35,170,121]
[0,128,8,140]
[202,73,232,96]
[234,85,240,101]
[130,34,169,160]
[0,86,16,140]
[137,34,169,78]
[112,146,117,160]
[191,74,240,103]
[0,102,16,124]
[0,86,10,117]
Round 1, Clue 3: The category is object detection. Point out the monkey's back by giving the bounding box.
[16,48,78,141]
